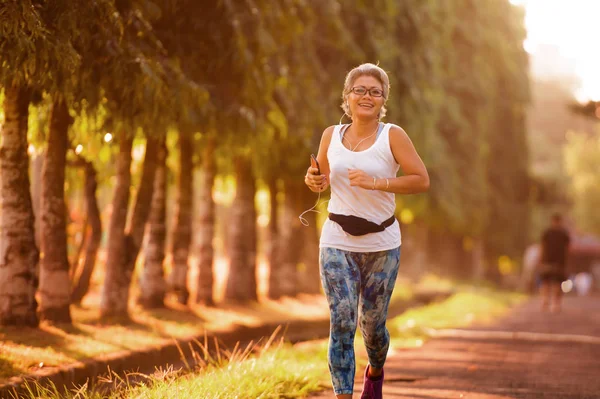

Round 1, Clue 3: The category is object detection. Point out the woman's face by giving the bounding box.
[347,75,385,121]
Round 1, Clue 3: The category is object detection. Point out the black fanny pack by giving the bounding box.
[329,213,396,236]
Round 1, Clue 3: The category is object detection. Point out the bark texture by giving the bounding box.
[138,139,168,308]
[30,154,43,248]
[99,136,134,320]
[298,186,321,294]
[225,154,258,302]
[0,85,39,327]
[100,136,158,319]
[195,138,216,305]
[39,98,73,323]
[265,176,280,298]
[269,180,302,299]
[71,159,102,305]
[169,134,194,304]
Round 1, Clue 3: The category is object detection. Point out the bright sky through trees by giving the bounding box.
[512,0,600,100]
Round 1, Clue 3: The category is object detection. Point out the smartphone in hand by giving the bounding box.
[310,154,321,175]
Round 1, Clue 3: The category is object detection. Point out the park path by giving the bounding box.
[309,295,600,399]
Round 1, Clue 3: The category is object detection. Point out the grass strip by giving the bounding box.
[15,285,525,399]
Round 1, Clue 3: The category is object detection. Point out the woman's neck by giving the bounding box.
[350,118,380,138]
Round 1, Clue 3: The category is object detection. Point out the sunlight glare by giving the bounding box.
[257,214,269,227]
[574,87,590,104]
[522,0,600,99]
[523,38,535,54]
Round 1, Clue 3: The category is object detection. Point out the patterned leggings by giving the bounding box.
[319,246,401,395]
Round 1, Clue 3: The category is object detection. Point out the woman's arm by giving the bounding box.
[348,125,429,194]
[305,126,334,192]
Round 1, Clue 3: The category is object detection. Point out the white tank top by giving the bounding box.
[320,123,401,252]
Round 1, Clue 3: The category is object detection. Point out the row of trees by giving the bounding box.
[565,101,600,235]
[0,0,530,327]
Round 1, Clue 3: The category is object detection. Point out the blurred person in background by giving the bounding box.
[304,63,429,399]
[538,213,571,313]
[522,243,541,293]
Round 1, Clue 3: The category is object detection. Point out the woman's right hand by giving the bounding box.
[305,167,328,192]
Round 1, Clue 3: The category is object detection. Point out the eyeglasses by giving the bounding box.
[350,86,385,98]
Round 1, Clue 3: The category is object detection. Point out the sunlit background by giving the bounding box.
[513,0,600,101]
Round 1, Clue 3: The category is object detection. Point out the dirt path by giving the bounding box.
[310,295,600,399]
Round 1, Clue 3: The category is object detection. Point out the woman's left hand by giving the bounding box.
[348,168,374,190]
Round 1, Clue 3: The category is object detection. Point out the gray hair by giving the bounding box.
[341,63,390,120]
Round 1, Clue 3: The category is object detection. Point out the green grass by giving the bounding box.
[390,288,527,347]
[11,284,526,399]
[14,336,332,399]
[0,295,330,384]
[122,345,329,399]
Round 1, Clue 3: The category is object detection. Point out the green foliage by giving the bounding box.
[0,0,80,88]
[564,129,600,235]
[3,0,532,261]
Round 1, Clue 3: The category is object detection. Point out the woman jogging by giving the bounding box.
[304,63,429,399]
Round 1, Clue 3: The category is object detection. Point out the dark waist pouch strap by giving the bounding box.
[329,213,396,236]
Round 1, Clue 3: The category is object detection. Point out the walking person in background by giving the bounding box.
[304,63,429,399]
[539,213,571,313]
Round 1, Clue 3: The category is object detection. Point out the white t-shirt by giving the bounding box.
[320,123,401,252]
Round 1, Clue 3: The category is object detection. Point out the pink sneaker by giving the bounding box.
[360,365,384,399]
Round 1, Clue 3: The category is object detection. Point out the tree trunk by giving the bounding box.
[138,139,168,308]
[30,154,44,248]
[118,136,159,299]
[265,176,279,298]
[71,159,102,305]
[100,136,158,319]
[225,154,258,302]
[472,238,486,281]
[169,134,194,304]
[196,137,216,305]
[38,98,73,323]
[269,180,302,299]
[298,186,321,294]
[100,135,134,320]
[0,85,39,327]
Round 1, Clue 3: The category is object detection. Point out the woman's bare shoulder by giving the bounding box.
[387,123,408,137]
[387,124,418,156]
[322,125,337,137]
[319,125,337,144]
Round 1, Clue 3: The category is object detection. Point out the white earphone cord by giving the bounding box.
[299,188,329,227]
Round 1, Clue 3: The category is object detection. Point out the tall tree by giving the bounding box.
[0,0,80,327]
[196,136,217,305]
[70,158,102,305]
[225,153,258,302]
[38,97,73,322]
[138,138,168,308]
[99,135,134,320]
[269,179,303,298]
[100,134,160,319]
[169,133,194,304]
[97,0,188,319]
[0,86,39,326]
[482,0,531,271]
